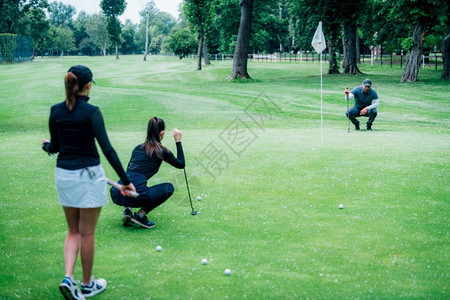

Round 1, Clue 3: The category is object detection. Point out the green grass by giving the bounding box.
[0,55,449,299]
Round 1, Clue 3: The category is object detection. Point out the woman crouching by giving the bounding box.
[110,117,185,228]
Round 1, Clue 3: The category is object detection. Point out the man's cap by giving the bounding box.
[363,78,372,87]
[68,65,95,87]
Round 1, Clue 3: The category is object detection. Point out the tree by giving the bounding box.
[167,27,197,59]
[27,6,50,57]
[150,12,176,36]
[183,0,212,70]
[0,0,23,33]
[443,30,450,79]
[382,0,446,82]
[135,9,176,56]
[85,13,109,56]
[0,0,48,34]
[251,1,289,53]
[230,0,253,79]
[401,21,425,81]
[121,20,137,54]
[342,20,363,74]
[340,1,367,74]
[48,1,75,27]
[100,0,126,59]
[149,34,164,54]
[79,37,97,55]
[288,0,345,74]
[73,11,89,54]
[140,1,158,61]
[441,4,449,79]
[369,13,407,57]
[209,0,241,55]
[52,25,75,56]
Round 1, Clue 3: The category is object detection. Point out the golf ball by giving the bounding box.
[224,268,231,275]
[196,196,202,201]
[338,204,344,209]
[201,258,208,265]
[156,246,162,252]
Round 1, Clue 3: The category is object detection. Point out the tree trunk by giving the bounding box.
[441,21,450,79]
[115,41,119,59]
[343,22,362,74]
[196,21,206,70]
[341,26,348,68]
[230,0,253,79]
[327,32,340,74]
[9,21,15,33]
[401,21,425,82]
[202,41,211,65]
[197,33,204,70]
[143,12,149,61]
[356,35,360,64]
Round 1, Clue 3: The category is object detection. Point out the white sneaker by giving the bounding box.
[81,277,107,297]
[59,276,85,300]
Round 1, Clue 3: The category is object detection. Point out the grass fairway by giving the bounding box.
[0,55,449,299]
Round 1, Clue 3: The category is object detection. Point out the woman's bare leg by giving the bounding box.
[79,207,101,285]
[62,207,81,279]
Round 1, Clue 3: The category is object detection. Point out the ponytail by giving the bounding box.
[144,117,166,159]
[65,72,78,111]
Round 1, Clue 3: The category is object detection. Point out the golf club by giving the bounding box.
[183,168,199,215]
[106,178,139,198]
[345,86,350,133]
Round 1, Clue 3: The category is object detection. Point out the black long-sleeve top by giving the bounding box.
[43,95,130,185]
[126,142,185,180]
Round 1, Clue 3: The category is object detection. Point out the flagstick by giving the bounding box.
[311,21,326,146]
[320,52,323,145]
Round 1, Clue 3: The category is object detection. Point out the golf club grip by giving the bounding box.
[106,178,139,198]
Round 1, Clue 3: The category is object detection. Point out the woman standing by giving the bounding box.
[110,117,185,228]
[42,65,135,300]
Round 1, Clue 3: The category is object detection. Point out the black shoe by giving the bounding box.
[355,122,360,131]
[122,208,133,227]
[131,213,155,229]
[366,124,372,131]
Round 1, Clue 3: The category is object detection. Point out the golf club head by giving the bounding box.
[191,211,199,215]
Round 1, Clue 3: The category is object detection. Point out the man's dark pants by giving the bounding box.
[346,107,377,126]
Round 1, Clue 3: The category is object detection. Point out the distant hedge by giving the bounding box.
[0,33,18,63]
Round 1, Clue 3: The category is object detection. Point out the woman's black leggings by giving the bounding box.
[139,182,174,214]
[110,181,174,214]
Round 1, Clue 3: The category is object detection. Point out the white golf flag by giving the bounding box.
[311,22,326,144]
[311,21,326,53]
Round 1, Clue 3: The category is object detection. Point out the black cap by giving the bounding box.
[68,65,95,87]
[363,78,372,87]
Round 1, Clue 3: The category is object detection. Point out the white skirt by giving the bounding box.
[55,164,108,208]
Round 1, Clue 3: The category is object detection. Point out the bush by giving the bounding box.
[0,33,18,63]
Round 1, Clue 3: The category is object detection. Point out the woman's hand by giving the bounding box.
[173,128,182,142]
[42,138,50,148]
[121,183,136,197]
